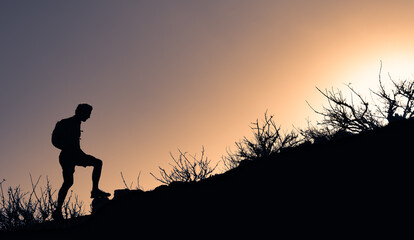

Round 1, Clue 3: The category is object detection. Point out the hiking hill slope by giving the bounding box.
[4,119,413,238]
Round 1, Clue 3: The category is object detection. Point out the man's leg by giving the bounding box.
[53,168,74,220]
[82,155,110,197]
[57,170,74,208]
[91,157,102,191]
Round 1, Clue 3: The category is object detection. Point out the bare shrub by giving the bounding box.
[372,78,414,123]
[150,147,218,185]
[304,62,414,143]
[297,120,339,144]
[223,112,299,170]
[0,176,85,231]
[307,85,381,134]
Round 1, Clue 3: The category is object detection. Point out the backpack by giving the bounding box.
[51,121,65,149]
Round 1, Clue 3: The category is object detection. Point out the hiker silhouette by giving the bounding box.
[52,103,110,220]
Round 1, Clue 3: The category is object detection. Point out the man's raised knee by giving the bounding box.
[95,158,103,168]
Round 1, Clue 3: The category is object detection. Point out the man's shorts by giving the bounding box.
[59,149,100,174]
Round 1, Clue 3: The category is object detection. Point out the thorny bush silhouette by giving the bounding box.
[150,147,218,185]
[304,72,414,141]
[223,111,299,170]
[0,176,84,231]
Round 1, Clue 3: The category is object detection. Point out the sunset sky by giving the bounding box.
[2,0,414,208]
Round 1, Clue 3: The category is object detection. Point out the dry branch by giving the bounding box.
[151,147,218,185]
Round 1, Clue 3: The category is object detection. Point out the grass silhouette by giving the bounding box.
[0,176,84,232]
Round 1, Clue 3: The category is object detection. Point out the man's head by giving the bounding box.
[75,103,93,122]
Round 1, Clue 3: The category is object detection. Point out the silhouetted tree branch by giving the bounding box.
[150,147,218,185]
[308,85,380,134]
[304,62,414,144]
[372,77,414,122]
[223,112,299,170]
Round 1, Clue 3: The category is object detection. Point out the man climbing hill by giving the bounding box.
[52,103,110,220]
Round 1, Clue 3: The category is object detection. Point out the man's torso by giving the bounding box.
[58,116,81,150]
